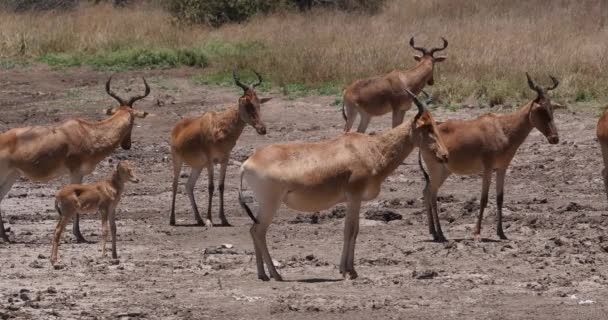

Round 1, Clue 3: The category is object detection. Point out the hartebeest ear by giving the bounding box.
[134,111,148,118]
[434,56,447,62]
[415,112,433,128]
[414,55,422,62]
[260,97,272,104]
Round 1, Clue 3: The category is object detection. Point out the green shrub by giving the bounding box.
[1,0,78,11]
[165,0,289,27]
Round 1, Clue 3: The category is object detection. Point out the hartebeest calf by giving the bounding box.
[596,110,608,202]
[420,73,560,242]
[342,37,448,133]
[170,71,271,227]
[51,161,139,265]
[239,90,448,281]
[0,77,149,243]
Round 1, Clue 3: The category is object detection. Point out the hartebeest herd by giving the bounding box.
[0,36,606,281]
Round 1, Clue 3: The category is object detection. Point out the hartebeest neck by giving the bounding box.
[224,105,248,137]
[375,120,416,176]
[82,110,133,154]
[403,60,434,91]
[499,101,535,149]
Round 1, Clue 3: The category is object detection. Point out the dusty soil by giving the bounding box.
[1,66,607,320]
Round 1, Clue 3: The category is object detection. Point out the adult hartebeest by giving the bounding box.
[169,71,271,227]
[51,160,140,265]
[238,90,448,281]
[342,37,448,133]
[419,73,560,242]
[596,109,608,202]
[0,77,149,243]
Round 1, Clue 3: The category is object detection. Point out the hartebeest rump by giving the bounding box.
[0,77,149,243]
[596,109,608,202]
[170,71,271,227]
[419,73,560,242]
[342,37,448,133]
[51,160,140,265]
[239,90,448,281]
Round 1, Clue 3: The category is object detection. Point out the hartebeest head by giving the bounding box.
[409,37,448,86]
[115,160,140,184]
[526,73,560,145]
[104,76,150,150]
[233,70,271,135]
[406,89,448,163]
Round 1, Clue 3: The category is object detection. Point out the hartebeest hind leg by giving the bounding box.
[169,154,183,226]
[473,169,493,241]
[0,172,19,242]
[392,109,406,128]
[600,143,608,203]
[340,194,362,279]
[422,155,450,242]
[218,161,231,226]
[343,102,358,132]
[356,113,372,133]
[495,168,508,240]
[185,167,206,226]
[100,209,109,257]
[109,208,118,259]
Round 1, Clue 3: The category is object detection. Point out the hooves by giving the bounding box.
[258,274,283,281]
[341,270,358,280]
[74,236,88,244]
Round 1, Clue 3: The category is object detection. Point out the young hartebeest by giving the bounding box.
[50,160,140,265]
[342,37,448,133]
[419,73,560,242]
[238,90,448,281]
[170,71,271,227]
[596,110,608,202]
[0,77,149,243]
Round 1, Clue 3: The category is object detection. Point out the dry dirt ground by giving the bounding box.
[1,67,607,320]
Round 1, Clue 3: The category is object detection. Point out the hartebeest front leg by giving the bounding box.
[474,168,493,241]
[205,163,215,227]
[109,208,118,259]
[185,167,205,226]
[340,194,362,280]
[218,161,231,226]
[495,168,508,240]
[70,173,87,243]
[100,208,109,258]
[0,172,19,243]
[357,113,371,133]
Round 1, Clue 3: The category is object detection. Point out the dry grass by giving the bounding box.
[1,1,607,103]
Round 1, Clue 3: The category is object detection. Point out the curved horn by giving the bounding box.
[409,37,427,55]
[429,37,448,56]
[233,70,249,91]
[421,89,433,105]
[546,75,560,91]
[105,76,126,106]
[126,77,151,107]
[526,72,543,96]
[251,70,263,88]
[405,89,426,115]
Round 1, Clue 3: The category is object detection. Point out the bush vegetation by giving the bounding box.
[0,0,606,104]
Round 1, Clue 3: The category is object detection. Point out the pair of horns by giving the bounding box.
[409,37,448,57]
[526,72,559,97]
[405,89,428,115]
[233,70,263,92]
[106,76,150,107]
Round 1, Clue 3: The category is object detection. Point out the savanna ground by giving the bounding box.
[1,1,608,319]
[1,66,608,320]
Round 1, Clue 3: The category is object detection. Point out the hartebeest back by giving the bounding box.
[238,90,448,281]
[169,70,271,227]
[419,73,560,242]
[342,37,448,133]
[0,77,149,243]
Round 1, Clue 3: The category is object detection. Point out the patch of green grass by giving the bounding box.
[201,40,266,59]
[575,89,596,102]
[193,71,273,92]
[39,48,209,70]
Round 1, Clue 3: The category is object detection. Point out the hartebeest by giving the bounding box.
[0,77,149,243]
[51,160,140,265]
[596,110,608,202]
[170,71,271,227]
[419,73,560,242]
[238,90,448,281]
[342,37,448,133]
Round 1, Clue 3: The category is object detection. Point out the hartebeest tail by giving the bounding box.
[238,166,259,224]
